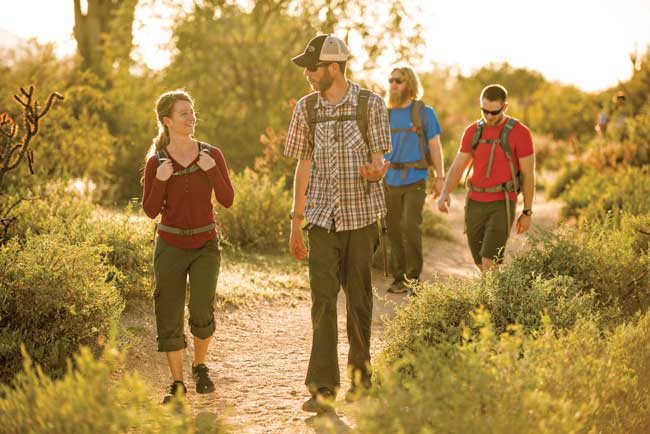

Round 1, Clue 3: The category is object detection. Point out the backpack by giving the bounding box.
[155,141,212,176]
[467,117,521,194]
[304,89,371,148]
[388,100,433,179]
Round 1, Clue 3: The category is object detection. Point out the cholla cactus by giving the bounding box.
[0,86,63,242]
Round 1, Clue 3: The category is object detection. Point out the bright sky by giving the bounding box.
[2,0,649,92]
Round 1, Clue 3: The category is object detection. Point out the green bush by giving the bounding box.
[500,224,650,325]
[566,167,650,224]
[545,163,587,200]
[5,184,94,241]
[6,187,153,297]
[0,234,123,383]
[378,277,487,366]
[0,343,229,434]
[356,309,650,434]
[422,206,454,240]
[219,168,291,250]
[89,204,154,297]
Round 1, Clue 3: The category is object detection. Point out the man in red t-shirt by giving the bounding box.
[437,84,535,272]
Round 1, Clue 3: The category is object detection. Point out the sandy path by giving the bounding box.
[122,192,560,433]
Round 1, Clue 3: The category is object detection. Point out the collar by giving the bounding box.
[314,80,360,109]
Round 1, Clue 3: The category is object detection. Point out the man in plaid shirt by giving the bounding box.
[284,34,391,414]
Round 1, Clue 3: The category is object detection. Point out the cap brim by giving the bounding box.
[291,53,315,68]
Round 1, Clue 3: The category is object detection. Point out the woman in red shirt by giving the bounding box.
[142,90,234,403]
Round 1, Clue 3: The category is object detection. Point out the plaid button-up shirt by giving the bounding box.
[284,81,391,231]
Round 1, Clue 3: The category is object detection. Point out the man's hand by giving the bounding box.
[437,191,451,213]
[432,177,444,199]
[516,214,532,234]
[360,159,389,182]
[197,149,216,171]
[289,224,308,260]
[156,159,173,181]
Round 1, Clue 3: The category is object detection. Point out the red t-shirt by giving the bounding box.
[142,143,234,249]
[459,117,534,202]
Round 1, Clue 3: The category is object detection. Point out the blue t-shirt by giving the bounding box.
[385,102,441,186]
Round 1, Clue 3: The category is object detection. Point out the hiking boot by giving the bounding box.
[302,387,335,414]
[387,280,408,294]
[162,381,187,404]
[192,363,215,394]
[344,384,370,402]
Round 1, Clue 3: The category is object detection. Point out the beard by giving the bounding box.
[388,88,409,108]
[308,69,334,93]
[483,113,504,126]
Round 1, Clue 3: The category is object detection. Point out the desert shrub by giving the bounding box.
[378,277,487,366]
[356,309,650,434]
[89,204,154,297]
[503,224,650,324]
[0,234,123,383]
[422,206,454,240]
[5,187,153,296]
[0,343,229,434]
[5,184,94,241]
[219,168,291,250]
[545,162,587,200]
[567,167,650,224]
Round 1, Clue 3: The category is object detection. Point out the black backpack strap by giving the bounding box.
[304,92,319,145]
[411,100,430,168]
[471,119,485,152]
[357,89,371,145]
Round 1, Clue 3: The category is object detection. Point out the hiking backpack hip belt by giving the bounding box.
[157,222,216,236]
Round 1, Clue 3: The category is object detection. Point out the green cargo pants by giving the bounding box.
[305,223,378,395]
[153,236,221,352]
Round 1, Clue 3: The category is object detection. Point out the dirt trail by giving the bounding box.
[122,192,561,433]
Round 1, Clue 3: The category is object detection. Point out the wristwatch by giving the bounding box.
[289,212,304,221]
[522,209,533,216]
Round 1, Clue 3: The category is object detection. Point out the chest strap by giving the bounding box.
[157,222,216,236]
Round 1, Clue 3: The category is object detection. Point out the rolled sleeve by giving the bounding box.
[366,95,391,154]
[284,99,313,160]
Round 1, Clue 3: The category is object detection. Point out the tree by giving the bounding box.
[165,0,423,170]
[73,0,138,79]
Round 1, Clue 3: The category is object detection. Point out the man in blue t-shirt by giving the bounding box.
[384,65,444,294]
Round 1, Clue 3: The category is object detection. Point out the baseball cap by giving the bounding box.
[291,34,350,68]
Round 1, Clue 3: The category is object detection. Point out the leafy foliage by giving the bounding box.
[219,168,291,250]
[0,343,230,434]
[357,309,650,434]
[0,234,123,383]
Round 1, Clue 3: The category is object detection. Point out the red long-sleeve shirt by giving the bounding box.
[142,143,234,249]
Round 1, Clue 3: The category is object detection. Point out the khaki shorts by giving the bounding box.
[465,199,516,265]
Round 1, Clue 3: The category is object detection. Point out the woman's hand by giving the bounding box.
[197,149,216,171]
[156,159,174,181]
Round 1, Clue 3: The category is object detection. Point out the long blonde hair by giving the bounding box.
[144,90,194,162]
[386,65,423,108]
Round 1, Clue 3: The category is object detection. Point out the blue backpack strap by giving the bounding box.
[156,148,168,164]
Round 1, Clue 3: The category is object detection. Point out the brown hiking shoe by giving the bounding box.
[387,280,408,294]
[302,388,335,414]
[162,381,187,404]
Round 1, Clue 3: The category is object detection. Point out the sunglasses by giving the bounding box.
[481,106,504,116]
[388,77,404,84]
[306,62,332,72]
